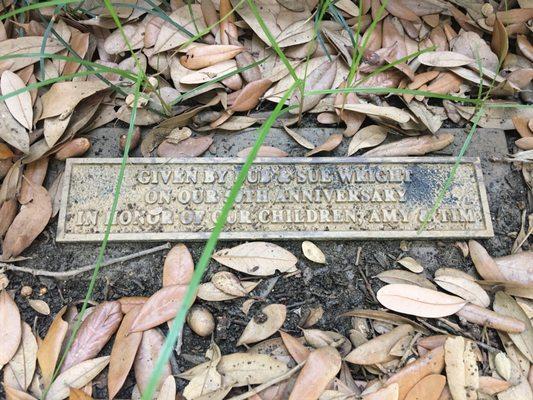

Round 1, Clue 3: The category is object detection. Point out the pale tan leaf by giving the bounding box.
[0,290,21,370]
[237,304,287,346]
[434,276,490,308]
[340,309,430,334]
[283,125,315,150]
[183,342,222,399]
[302,241,326,264]
[2,186,51,260]
[211,271,248,297]
[197,281,260,301]
[468,240,505,281]
[289,346,342,400]
[417,51,474,67]
[339,103,411,123]
[180,60,238,85]
[156,375,176,400]
[376,270,436,290]
[444,336,467,400]
[130,285,189,332]
[237,146,288,158]
[162,244,194,287]
[180,45,244,70]
[1,71,32,130]
[156,136,213,158]
[27,299,50,315]
[4,385,37,400]
[0,37,63,71]
[397,257,423,273]
[496,380,533,400]
[385,347,445,400]
[491,17,508,62]
[154,5,207,53]
[103,23,144,55]
[68,388,93,400]
[494,252,533,286]
[347,125,388,156]
[62,301,122,371]
[46,356,109,400]
[346,325,413,365]
[19,157,49,205]
[134,329,171,395]
[376,284,466,318]
[37,306,68,387]
[0,100,29,153]
[455,303,525,333]
[451,31,499,72]
[213,242,297,276]
[362,383,399,400]
[108,308,142,400]
[306,134,342,156]
[280,331,310,363]
[493,291,533,362]
[364,133,454,157]
[230,78,272,112]
[405,374,446,400]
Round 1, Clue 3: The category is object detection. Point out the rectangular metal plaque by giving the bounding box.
[57,157,493,242]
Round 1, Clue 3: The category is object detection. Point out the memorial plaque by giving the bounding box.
[57,157,493,242]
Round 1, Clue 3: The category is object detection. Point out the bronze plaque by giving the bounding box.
[56,157,493,242]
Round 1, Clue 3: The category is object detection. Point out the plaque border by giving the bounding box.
[57,157,494,242]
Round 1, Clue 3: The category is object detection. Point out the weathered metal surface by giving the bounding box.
[57,157,493,242]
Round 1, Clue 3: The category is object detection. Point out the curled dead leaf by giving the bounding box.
[237,304,287,346]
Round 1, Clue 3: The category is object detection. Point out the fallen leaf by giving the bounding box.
[280,331,310,363]
[130,284,190,332]
[0,290,21,370]
[434,276,490,308]
[183,342,223,399]
[1,70,32,130]
[346,324,413,365]
[306,134,343,156]
[213,242,298,276]
[0,100,29,153]
[212,271,248,297]
[27,299,50,315]
[62,302,122,371]
[197,281,260,301]
[493,291,533,362]
[156,376,176,400]
[377,270,436,290]
[417,51,474,67]
[154,4,207,53]
[455,303,525,333]
[230,78,272,112]
[157,136,213,157]
[4,385,37,400]
[108,308,143,400]
[363,383,399,400]
[19,157,48,205]
[340,103,411,124]
[237,304,287,346]
[364,133,454,157]
[468,240,505,281]
[46,356,110,400]
[0,36,63,71]
[478,376,512,395]
[134,329,171,395]
[237,146,288,158]
[491,17,508,62]
[397,257,423,273]
[494,252,533,285]
[162,244,194,287]
[289,346,342,399]
[68,388,93,400]
[302,241,326,264]
[180,45,244,70]
[376,284,466,318]
[405,374,445,400]
[37,306,68,387]
[347,125,388,156]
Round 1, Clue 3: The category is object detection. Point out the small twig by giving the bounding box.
[0,243,171,280]
[228,363,304,400]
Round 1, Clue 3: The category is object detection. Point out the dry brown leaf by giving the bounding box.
[496,380,533,400]
[364,133,454,157]
[0,36,63,72]
[478,376,512,395]
[19,157,48,205]
[197,281,260,301]
[0,199,18,239]
[27,299,50,315]
[418,51,474,67]
[134,329,171,395]
[162,243,194,287]
[37,306,68,387]
[306,134,343,156]
[491,17,508,62]
[130,284,189,332]
[108,308,142,400]
[1,70,32,130]
[468,240,505,281]
[237,146,288,158]
[280,331,310,363]
[456,303,525,333]
[340,103,411,124]
[494,252,533,285]
[346,325,413,365]
[404,374,445,400]
[302,241,326,264]
[363,383,399,400]
[334,91,366,137]
[493,291,533,362]
[3,322,37,391]
[0,100,29,154]
[0,290,21,370]
[213,242,297,276]
[397,257,423,273]
[385,346,445,400]
[180,45,244,70]
[347,125,388,156]
[289,346,342,400]
[444,336,478,400]
[2,185,51,260]
[211,271,248,297]
[376,284,466,318]
[230,78,272,112]
[157,136,213,158]
[46,356,110,400]
[377,270,436,290]
[68,388,93,400]
[237,304,287,346]
[117,296,147,314]
[4,385,37,400]
[156,375,176,400]
[154,4,206,53]
[434,276,490,308]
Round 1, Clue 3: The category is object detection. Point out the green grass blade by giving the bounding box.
[0,0,81,21]
[140,82,299,400]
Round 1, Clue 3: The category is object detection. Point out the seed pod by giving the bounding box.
[119,127,141,153]
[186,306,215,337]
[55,138,91,160]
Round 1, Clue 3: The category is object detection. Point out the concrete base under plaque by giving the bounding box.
[56,157,493,241]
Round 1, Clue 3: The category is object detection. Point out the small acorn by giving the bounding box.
[55,138,91,160]
[187,305,215,337]
[119,127,141,153]
[20,286,33,297]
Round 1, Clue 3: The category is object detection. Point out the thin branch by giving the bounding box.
[0,243,171,280]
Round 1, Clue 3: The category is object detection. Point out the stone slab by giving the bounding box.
[57,157,493,242]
